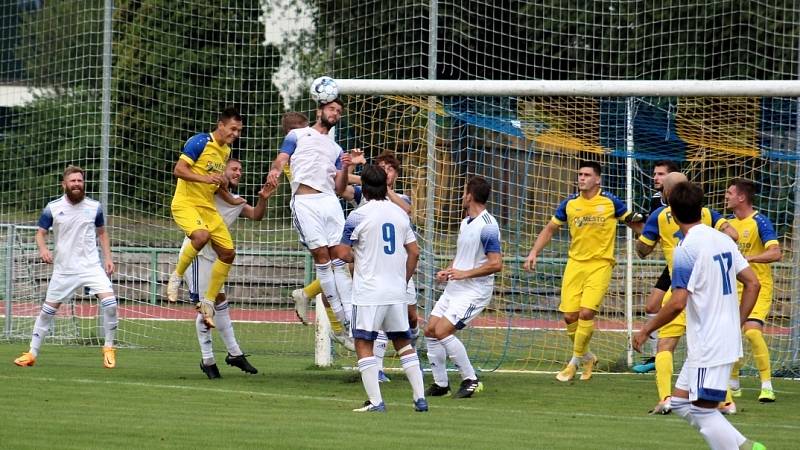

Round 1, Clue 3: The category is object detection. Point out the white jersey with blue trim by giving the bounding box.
[185,193,246,262]
[37,195,105,274]
[443,209,502,298]
[342,199,416,306]
[279,126,343,195]
[671,223,749,367]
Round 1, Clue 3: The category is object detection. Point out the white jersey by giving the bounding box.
[342,200,416,306]
[38,195,106,274]
[189,193,246,261]
[280,126,343,195]
[672,223,749,367]
[443,210,502,299]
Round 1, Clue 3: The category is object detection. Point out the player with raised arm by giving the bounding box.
[180,158,274,379]
[14,166,119,368]
[633,160,680,374]
[524,161,644,382]
[636,172,738,415]
[424,176,502,398]
[340,165,426,412]
[266,98,354,344]
[634,181,766,450]
[166,107,243,329]
[725,178,781,403]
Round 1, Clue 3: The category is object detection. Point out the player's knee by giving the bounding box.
[189,229,211,246]
[217,247,235,263]
[563,312,579,323]
[578,309,596,321]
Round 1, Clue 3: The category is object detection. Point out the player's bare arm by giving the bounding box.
[216,185,247,206]
[334,152,352,195]
[523,221,560,272]
[387,188,412,215]
[736,266,761,324]
[633,287,688,352]
[173,159,224,185]
[745,243,782,264]
[241,183,275,221]
[446,251,502,280]
[35,227,53,264]
[405,241,420,283]
[636,239,656,258]
[719,222,739,241]
[266,152,290,187]
[96,226,115,275]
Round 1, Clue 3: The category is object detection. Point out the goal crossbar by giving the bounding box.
[336,79,800,97]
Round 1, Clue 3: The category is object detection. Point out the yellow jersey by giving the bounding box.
[639,206,727,271]
[728,211,778,288]
[551,190,631,263]
[171,132,230,210]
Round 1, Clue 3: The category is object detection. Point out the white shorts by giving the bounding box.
[675,362,733,403]
[406,277,416,305]
[46,266,113,303]
[430,292,487,330]
[290,193,345,250]
[184,255,224,302]
[351,303,410,341]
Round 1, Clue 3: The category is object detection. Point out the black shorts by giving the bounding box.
[654,266,671,291]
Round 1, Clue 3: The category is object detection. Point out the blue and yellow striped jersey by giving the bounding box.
[639,206,727,271]
[728,211,778,287]
[172,133,230,210]
[551,191,630,263]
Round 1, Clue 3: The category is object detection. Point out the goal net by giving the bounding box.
[0,1,798,376]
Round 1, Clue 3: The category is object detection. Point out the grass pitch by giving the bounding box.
[0,343,797,449]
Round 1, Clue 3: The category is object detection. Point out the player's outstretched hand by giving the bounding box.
[350,148,366,165]
[522,252,537,272]
[266,169,281,187]
[632,329,648,353]
[104,259,115,276]
[625,212,645,224]
[259,181,277,199]
[39,248,53,264]
[435,270,449,283]
[340,152,352,168]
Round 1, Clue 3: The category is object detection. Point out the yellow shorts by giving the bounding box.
[658,289,686,338]
[745,284,773,323]
[559,259,613,313]
[171,203,234,250]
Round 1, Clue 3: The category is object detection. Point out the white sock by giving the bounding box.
[425,337,449,387]
[761,380,773,391]
[357,356,382,406]
[100,296,118,348]
[401,352,425,400]
[331,258,353,321]
[29,303,57,357]
[689,405,747,450]
[373,331,388,372]
[214,301,241,356]
[316,263,346,324]
[569,356,581,366]
[441,335,476,381]
[196,313,214,361]
[729,378,741,390]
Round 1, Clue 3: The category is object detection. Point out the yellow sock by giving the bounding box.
[566,321,578,343]
[655,351,673,401]
[304,279,322,298]
[175,243,199,276]
[745,328,772,384]
[573,319,594,358]
[204,259,231,302]
[731,358,743,388]
[325,308,343,333]
[724,388,733,404]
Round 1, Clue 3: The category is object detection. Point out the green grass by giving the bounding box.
[0,343,797,449]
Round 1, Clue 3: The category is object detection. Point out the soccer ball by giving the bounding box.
[310,76,339,105]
